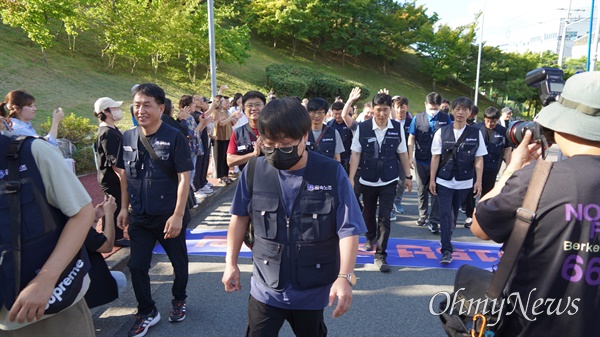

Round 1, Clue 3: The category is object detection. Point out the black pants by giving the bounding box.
[464,175,477,218]
[361,181,396,260]
[437,185,469,254]
[214,139,230,179]
[481,170,499,197]
[101,183,123,240]
[415,161,440,223]
[353,168,363,211]
[128,215,189,314]
[246,295,327,337]
[194,136,211,189]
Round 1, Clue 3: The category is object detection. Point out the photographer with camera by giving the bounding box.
[471,71,600,336]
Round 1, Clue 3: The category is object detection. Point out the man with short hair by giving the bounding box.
[306,98,344,162]
[499,106,513,127]
[472,71,600,336]
[476,107,512,197]
[223,98,365,336]
[407,92,451,232]
[391,96,413,216]
[429,97,487,264]
[117,83,193,337]
[349,92,413,272]
[227,90,266,171]
[327,100,358,173]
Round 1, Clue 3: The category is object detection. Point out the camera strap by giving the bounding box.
[439,128,469,168]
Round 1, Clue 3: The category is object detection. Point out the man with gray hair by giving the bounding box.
[499,106,513,127]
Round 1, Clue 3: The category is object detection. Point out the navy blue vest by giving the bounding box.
[307,125,337,159]
[248,152,340,291]
[402,116,412,141]
[414,112,451,162]
[233,124,261,171]
[476,123,507,173]
[121,123,182,216]
[358,119,402,182]
[437,125,481,181]
[0,136,70,310]
[327,120,352,164]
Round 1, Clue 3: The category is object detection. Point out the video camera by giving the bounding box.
[505,67,564,159]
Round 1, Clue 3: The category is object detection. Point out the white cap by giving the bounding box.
[94,97,123,113]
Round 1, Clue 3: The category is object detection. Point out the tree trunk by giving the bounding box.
[432,79,437,91]
[273,38,277,48]
[382,59,387,75]
[41,47,47,66]
[292,38,296,57]
[342,50,345,66]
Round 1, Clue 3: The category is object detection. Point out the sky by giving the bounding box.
[415,0,595,47]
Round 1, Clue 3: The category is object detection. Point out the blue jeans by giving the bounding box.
[437,184,469,254]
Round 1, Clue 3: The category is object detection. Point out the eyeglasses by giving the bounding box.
[244,103,263,109]
[262,140,301,154]
[309,110,326,115]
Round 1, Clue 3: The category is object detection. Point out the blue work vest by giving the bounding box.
[437,125,480,181]
[306,125,337,159]
[476,123,507,173]
[327,120,353,164]
[358,119,402,183]
[0,136,71,310]
[248,152,340,291]
[414,112,451,163]
[121,123,182,216]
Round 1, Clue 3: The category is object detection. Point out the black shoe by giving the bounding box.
[416,216,428,227]
[169,299,186,322]
[363,240,374,251]
[115,238,131,247]
[440,251,453,264]
[128,308,160,337]
[374,258,391,273]
[428,223,439,234]
[464,217,473,228]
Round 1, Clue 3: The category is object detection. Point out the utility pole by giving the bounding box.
[475,12,484,106]
[207,0,217,97]
[558,0,573,68]
[586,0,596,71]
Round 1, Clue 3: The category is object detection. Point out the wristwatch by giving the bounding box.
[405,175,413,180]
[338,273,356,286]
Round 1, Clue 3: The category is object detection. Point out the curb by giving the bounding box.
[104,177,238,273]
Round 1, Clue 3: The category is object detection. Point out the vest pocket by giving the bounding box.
[252,237,282,290]
[122,149,138,179]
[295,237,339,289]
[145,179,177,215]
[299,197,333,241]
[251,194,279,239]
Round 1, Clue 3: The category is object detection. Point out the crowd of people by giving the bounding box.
[1,70,598,337]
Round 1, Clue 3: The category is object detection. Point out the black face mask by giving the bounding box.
[441,108,450,114]
[265,145,304,170]
[467,118,475,124]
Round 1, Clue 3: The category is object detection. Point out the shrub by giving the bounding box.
[40,112,97,174]
[265,64,370,101]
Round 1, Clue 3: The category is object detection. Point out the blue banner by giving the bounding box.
[154,229,501,270]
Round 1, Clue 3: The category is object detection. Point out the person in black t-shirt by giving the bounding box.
[472,71,600,337]
[94,96,127,245]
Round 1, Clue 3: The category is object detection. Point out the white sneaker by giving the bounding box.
[195,191,207,201]
[200,186,214,194]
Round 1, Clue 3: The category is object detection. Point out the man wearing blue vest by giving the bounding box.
[349,92,413,272]
[226,91,266,172]
[222,98,365,337]
[407,92,451,233]
[306,98,344,162]
[116,84,193,337]
[327,100,358,174]
[429,97,487,264]
[391,96,413,217]
[475,107,512,197]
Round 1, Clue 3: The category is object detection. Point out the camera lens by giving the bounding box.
[506,121,537,147]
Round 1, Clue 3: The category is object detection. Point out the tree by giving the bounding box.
[416,23,475,90]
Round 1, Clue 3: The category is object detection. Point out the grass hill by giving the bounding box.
[0,23,493,131]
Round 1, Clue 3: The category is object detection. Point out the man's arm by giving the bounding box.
[429,154,440,195]
[116,167,129,230]
[503,147,512,166]
[398,151,413,193]
[348,151,360,189]
[473,156,483,197]
[329,235,358,318]
[222,215,250,292]
[227,136,262,167]
[407,134,416,169]
[164,171,190,240]
[9,203,94,323]
[342,87,361,128]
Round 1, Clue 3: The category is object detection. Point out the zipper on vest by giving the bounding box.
[0,250,6,266]
[286,217,290,260]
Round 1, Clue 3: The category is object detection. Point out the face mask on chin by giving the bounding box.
[265,145,304,170]
[426,109,439,117]
[111,108,124,121]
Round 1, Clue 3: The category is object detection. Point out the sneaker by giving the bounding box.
[394,203,405,214]
[428,222,439,234]
[459,206,466,214]
[363,240,374,251]
[464,217,473,228]
[374,258,391,273]
[206,182,213,187]
[390,212,397,221]
[200,185,214,194]
[416,216,428,227]
[195,191,207,202]
[169,300,186,322]
[440,251,453,264]
[128,308,160,337]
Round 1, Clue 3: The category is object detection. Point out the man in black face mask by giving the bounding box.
[222,98,366,336]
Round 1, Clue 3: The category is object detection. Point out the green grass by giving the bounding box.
[0,24,494,131]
